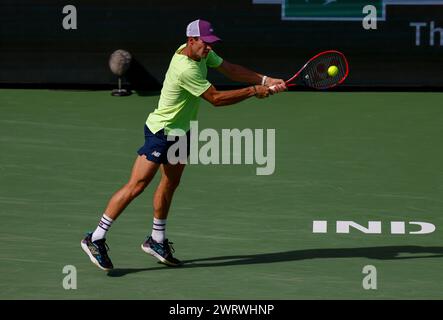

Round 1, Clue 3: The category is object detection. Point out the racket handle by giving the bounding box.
[269,84,286,93]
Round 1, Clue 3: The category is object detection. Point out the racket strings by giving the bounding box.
[304,53,347,89]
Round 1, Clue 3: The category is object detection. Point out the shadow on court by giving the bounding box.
[107,245,443,277]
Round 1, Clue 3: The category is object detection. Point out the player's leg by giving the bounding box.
[141,163,186,266]
[104,155,160,220]
[153,163,186,220]
[81,155,160,271]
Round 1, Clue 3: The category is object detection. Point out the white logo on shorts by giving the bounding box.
[151,151,161,158]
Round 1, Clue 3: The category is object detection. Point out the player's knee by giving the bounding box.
[126,180,148,198]
[165,177,181,191]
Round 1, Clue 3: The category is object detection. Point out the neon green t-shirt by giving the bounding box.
[146,44,223,134]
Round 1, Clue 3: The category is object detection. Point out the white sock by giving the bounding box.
[92,214,114,242]
[151,218,166,243]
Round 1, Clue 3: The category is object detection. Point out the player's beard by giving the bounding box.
[201,49,209,58]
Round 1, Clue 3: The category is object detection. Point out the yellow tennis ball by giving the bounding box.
[328,65,339,77]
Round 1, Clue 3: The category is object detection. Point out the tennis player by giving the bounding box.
[81,19,286,270]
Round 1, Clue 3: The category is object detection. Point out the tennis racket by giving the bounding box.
[270,50,349,92]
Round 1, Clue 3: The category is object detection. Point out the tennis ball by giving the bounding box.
[328,65,339,77]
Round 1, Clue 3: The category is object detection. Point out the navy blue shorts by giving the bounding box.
[137,125,190,164]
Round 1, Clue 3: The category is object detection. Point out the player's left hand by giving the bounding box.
[266,77,286,93]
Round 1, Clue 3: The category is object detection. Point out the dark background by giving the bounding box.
[1,0,442,89]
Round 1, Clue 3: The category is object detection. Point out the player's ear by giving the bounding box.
[188,37,199,46]
[187,37,195,46]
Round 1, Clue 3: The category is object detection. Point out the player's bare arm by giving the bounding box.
[216,60,286,90]
[201,84,270,107]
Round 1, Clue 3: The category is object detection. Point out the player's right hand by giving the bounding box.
[269,83,287,94]
[254,85,271,99]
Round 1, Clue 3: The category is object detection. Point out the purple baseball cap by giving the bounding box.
[186,19,221,44]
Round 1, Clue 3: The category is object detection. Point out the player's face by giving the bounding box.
[191,37,212,59]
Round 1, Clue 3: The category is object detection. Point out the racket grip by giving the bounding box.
[269,84,286,93]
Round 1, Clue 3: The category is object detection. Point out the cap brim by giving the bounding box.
[200,35,221,44]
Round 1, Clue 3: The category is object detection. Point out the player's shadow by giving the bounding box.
[107,245,443,277]
[124,58,161,96]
